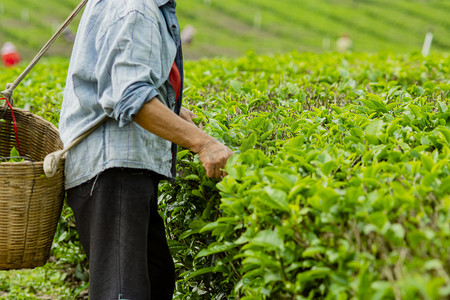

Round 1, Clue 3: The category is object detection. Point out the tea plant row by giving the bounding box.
[180,0,450,55]
[2,0,450,60]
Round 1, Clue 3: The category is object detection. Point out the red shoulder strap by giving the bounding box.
[169,62,181,102]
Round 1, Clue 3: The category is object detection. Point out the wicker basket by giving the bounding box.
[0,107,65,270]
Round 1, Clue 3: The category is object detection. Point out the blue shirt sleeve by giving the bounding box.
[95,11,168,127]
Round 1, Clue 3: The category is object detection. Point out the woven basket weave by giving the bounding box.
[0,107,65,270]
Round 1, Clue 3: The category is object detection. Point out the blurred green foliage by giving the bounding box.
[1,0,450,60]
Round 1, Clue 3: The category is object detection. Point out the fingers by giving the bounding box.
[180,107,205,130]
[180,107,199,126]
[190,110,199,119]
[215,159,225,179]
[202,155,226,179]
[198,139,234,179]
[206,164,226,179]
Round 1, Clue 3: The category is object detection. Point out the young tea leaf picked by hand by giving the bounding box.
[8,147,24,162]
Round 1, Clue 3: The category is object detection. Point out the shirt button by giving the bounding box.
[171,24,177,30]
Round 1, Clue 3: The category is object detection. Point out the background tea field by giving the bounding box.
[0,0,450,59]
[1,50,449,298]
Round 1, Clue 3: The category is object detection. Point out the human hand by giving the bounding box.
[180,107,202,129]
[197,139,234,179]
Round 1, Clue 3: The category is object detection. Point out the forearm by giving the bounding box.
[133,97,212,153]
[134,97,234,178]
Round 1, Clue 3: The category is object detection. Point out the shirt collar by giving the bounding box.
[155,0,171,7]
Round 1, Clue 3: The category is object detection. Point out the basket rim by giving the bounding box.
[0,160,44,166]
[0,160,66,166]
[1,106,60,131]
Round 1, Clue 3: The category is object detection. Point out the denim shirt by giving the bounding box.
[59,0,183,189]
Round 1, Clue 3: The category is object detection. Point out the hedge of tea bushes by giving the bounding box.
[1,51,450,299]
[159,51,450,299]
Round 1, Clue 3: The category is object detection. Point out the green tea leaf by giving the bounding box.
[365,120,384,136]
[251,229,283,250]
[196,242,238,258]
[240,131,258,152]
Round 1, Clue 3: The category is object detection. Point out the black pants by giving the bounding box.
[67,168,175,300]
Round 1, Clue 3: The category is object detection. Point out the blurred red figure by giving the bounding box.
[1,42,21,68]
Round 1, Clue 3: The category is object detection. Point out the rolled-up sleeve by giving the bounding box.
[95,11,166,127]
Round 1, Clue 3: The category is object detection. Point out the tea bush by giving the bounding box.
[160,51,450,299]
[1,51,450,299]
